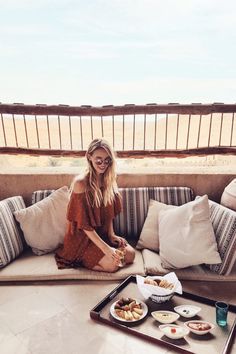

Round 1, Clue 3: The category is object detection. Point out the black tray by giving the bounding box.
[90,275,236,354]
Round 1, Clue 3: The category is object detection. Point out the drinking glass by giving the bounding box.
[215,301,229,327]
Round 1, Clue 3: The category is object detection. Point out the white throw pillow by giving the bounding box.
[159,195,222,269]
[14,186,70,255]
[136,199,176,251]
[221,178,236,211]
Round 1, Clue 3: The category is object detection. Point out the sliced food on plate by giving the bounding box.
[110,297,148,322]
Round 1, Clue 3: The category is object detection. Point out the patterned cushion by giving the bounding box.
[32,190,55,204]
[0,196,26,268]
[114,187,194,240]
[32,186,194,241]
[207,200,236,275]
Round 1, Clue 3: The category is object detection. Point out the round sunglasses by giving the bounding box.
[94,157,112,166]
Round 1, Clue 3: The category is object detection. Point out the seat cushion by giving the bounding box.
[142,249,236,282]
[0,248,145,281]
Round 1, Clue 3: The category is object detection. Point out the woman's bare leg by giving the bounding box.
[92,247,120,272]
[92,243,135,272]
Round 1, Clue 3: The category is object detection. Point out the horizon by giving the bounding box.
[1,0,236,106]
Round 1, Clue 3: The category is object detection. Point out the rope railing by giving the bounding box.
[0,103,236,158]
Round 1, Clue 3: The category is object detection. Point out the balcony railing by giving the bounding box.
[0,103,236,158]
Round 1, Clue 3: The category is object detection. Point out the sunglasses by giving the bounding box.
[94,157,112,166]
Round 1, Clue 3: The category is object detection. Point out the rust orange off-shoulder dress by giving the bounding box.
[55,191,122,270]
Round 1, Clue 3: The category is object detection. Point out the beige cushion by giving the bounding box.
[159,195,222,269]
[221,178,236,211]
[0,248,145,281]
[136,199,176,251]
[14,186,70,255]
[142,249,236,282]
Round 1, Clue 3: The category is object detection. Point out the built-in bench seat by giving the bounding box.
[0,186,236,283]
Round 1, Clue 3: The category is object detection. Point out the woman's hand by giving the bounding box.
[105,246,121,266]
[109,234,127,248]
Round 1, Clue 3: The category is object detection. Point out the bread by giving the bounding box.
[144,278,158,286]
[144,277,174,290]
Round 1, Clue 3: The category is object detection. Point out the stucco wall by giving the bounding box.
[0,171,235,206]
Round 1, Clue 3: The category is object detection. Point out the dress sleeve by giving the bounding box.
[66,192,96,231]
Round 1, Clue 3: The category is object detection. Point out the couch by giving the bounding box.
[0,185,236,283]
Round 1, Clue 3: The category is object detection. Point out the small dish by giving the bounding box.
[159,324,189,339]
[184,320,215,335]
[174,305,201,318]
[151,310,180,324]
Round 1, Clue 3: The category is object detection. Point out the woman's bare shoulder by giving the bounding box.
[72,175,87,194]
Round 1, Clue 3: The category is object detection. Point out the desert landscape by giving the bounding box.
[0,112,236,171]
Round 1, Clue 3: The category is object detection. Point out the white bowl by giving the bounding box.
[174,305,201,318]
[151,310,180,324]
[184,320,215,335]
[159,324,189,339]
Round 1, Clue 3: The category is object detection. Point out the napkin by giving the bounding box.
[136,273,182,300]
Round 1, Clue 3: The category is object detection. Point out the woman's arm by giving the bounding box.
[107,220,127,248]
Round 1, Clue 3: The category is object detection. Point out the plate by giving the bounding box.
[159,324,189,339]
[184,320,215,335]
[174,305,201,318]
[110,298,148,322]
[151,310,180,324]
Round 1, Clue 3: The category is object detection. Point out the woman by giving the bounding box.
[55,138,135,272]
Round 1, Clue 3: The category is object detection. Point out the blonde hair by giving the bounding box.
[85,138,119,207]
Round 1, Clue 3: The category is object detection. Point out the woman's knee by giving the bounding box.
[124,245,135,264]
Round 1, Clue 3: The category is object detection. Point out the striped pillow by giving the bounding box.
[207,200,236,275]
[0,196,26,268]
[32,186,194,242]
[114,187,194,241]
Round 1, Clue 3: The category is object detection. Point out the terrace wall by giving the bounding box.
[0,171,234,206]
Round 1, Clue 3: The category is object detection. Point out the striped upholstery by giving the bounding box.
[32,186,194,241]
[114,187,194,240]
[0,196,26,268]
[32,190,55,204]
[207,200,236,275]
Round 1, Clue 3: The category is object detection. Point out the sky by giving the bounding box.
[1,0,236,106]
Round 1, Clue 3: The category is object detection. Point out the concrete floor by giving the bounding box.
[0,280,235,354]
